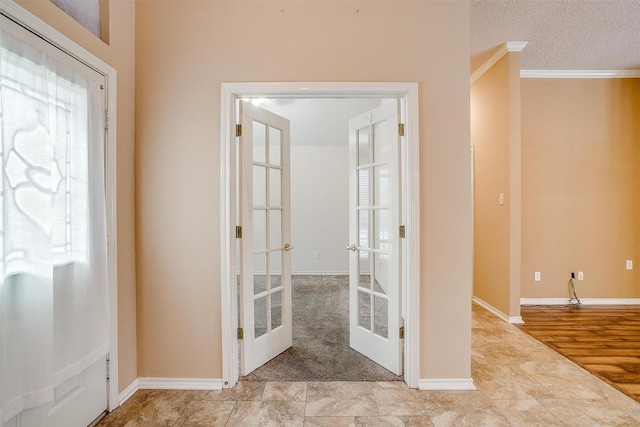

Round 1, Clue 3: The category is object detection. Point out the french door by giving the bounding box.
[238,101,293,375]
[348,102,403,375]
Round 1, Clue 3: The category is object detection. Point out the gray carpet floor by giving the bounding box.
[241,275,403,382]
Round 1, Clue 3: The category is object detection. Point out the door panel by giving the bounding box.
[348,102,402,375]
[240,101,292,375]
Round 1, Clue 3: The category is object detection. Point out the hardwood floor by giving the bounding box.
[518,305,640,404]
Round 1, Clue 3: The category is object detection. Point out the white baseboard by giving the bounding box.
[292,271,348,276]
[138,377,224,391]
[118,378,139,406]
[472,297,523,324]
[521,298,640,306]
[419,378,476,391]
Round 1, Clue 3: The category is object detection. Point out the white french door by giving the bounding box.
[239,101,293,375]
[348,102,402,375]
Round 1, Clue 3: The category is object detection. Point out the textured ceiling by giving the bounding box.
[471,0,640,73]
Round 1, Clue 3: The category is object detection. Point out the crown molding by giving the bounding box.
[521,70,640,79]
[471,42,528,84]
[506,42,528,52]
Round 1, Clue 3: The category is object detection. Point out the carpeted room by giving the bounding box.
[236,97,404,382]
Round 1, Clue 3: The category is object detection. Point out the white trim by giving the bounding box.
[506,42,528,52]
[419,379,476,391]
[117,379,139,406]
[137,378,224,391]
[521,70,640,79]
[521,298,640,306]
[470,42,528,84]
[220,82,420,389]
[472,297,524,324]
[291,271,349,276]
[1,0,119,412]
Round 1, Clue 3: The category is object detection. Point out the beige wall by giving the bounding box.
[471,53,521,317]
[14,0,138,392]
[135,1,472,380]
[522,78,640,299]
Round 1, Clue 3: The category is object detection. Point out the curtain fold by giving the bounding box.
[0,25,109,425]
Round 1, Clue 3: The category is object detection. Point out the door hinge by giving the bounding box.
[237,327,244,340]
[399,225,406,239]
[399,326,405,339]
[106,355,110,380]
[105,109,110,131]
[398,123,405,137]
[236,225,243,238]
[236,124,242,137]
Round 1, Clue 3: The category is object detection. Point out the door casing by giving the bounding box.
[220,82,420,388]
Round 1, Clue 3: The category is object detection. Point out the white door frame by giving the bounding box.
[220,82,420,388]
[1,0,119,411]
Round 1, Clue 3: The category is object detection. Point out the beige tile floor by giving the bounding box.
[97,303,640,426]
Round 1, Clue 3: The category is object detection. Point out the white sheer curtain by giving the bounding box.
[0,25,109,425]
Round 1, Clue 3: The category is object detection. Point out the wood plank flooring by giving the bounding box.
[518,305,640,404]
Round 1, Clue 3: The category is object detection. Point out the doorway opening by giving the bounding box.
[220,83,421,389]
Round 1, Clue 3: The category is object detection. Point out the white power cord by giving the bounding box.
[569,272,581,307]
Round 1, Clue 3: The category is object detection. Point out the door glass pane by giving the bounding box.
[253,120,266,163]
[359,249,371,286]
[270,250,282,288]
[269,210,281,249]
[269,127,281,166]
[373,120,389,163]
[358,168,369,207]
[253,253,266,294]
[358,290,371,331]
[374,208,389,251]
[373,295,388,339]
[358,126,370,165]
[374,166,389,207]
[358,209,369,248]
[254,295,267,338]
[269,168,281,206]
[271,290,282,330]
[374,252,388,295]
[253,165,266,206]
[253,209,266,251]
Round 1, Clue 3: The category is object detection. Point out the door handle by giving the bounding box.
[347,244,357,252]
[284,243,294,251]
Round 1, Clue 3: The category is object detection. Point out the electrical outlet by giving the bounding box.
[578,271,584,281]
[314,252,320,260]
[626,260,633,270]
[534,272,541,282]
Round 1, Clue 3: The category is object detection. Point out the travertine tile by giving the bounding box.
[373,388,428,416]
[539,398,640,426]
[492,398,564,426]
[174,400,236,427]
[207,381,265,401]
[472,363,556,400]
[263,381,308,401]
[305,382,378,416]
[226,400,305,427]
[304,416,356,427]
[355,416,434,426]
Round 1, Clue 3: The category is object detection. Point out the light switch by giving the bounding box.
[626,260,633,270]
[499,193,504,205]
